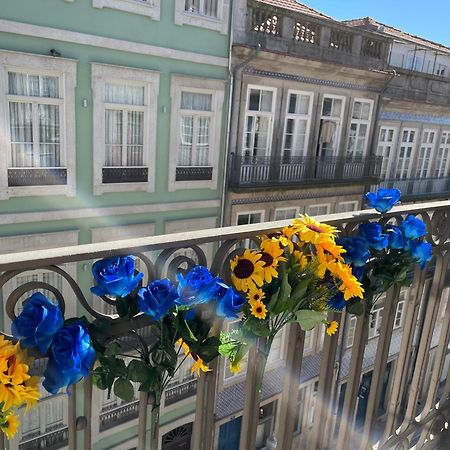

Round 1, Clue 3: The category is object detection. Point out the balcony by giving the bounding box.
[102,167,148,184]
[1,200,450,450]
[374,176,450,201]
[164,379,197,406]
[99,400,140,431]
[229,154,383,189]
[175,166,213,181]
[19,427,68,450]
[234,1,391,71]
[8,168,67,186]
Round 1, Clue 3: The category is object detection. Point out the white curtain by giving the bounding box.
[8,72,60,168]
[181,92,211,111]
[104,83,144,167]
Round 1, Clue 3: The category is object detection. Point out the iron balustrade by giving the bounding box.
[8,168,67,186]
[229,154,383,188]
[102,167,148,184]
[175,166,213,181]
[99,400,140,432]
[18,426,68,450]
[164,379,197,406]
[0,200,450,450]
[374,176,450,200]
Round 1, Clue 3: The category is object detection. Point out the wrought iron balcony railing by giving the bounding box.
[99,400,140,432]
[19,426,68,450]
[164,379,197,406]
[374,176,450,201]
[1,200,450,450]
[229,154,383,188]
[8,168,67,186]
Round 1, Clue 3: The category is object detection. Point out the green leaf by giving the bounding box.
[115,297,129,318]
[346,301,364,316]
[244,318,271,337]
[267,288,280,312]
[139,368,160,392]
[92,371,107,390]
[114,378,135,402]
[196,336,221,363]
[295,310,327,331]
[271,272,292,315]
[104,342,121,357]
[128,360,152,383]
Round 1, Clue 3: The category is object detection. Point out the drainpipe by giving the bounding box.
[219,37,261,227]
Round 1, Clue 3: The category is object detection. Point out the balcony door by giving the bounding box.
[377,127,397,180]
[433,131,450,193]
[281,90,313,182]
[416,130,435,178]
[395,129,417,180]
[162,423,193,450]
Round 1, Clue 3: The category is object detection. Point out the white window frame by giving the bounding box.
[416,129,437,178]
[347,316,357,348]
[174,0,230,34]
[369,304,384,339]
[377,126,398,180]
[236,210,264,248]
[318,94,346,157]
[92,0,161,20]
[273,207,299,221]
[281,90,314,159]
[395,128,418,179]
[307,203,331,216]
[242,84,277,158]
[0,50,77,199]
[337,201,359,213]
[91,63,160,195]
[435,130,450,177]
[394,291,407,329]
[346,98,374,158]
[169,75,225,192]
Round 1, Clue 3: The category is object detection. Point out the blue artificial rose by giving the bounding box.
[407,240,432,269]
[400,215,427,240]
[365,188,401,213]
[337,237,371,267]
[177,266,216,305]
[210,280,246,319]
[43,321,96,395]
[138,279,178,321]
[91,256,143,298]
[12,292,64,355]
[328,292,346,311]
[359,222,388,251]
[386,225,406,249]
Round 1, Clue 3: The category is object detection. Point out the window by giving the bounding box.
[303,330,314,354]
[318,95,345,157]
[0,51,76,198]
[337,201,358,213]
[307,204,330,216]
[435,64,447,77]
[394,296,405,328]
[435,131,450,177]
[282,91,313,159]
[92,63,159,194]
[267,328,284,364]
[347,316,357,347]
[369,305,383,339]
[346,100,373,158]
[243,86,276,160]
[395,129,417,179]
[273,207,298,221]
[174,0,229,34]
[169,75,225,191]
[377,127,397,179]
[256,401,277,450]
[92,0,161,20]
[236,211,263,248]
[416,130,436,178]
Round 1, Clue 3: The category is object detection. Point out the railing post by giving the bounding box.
[137,391,150,450]
[68,383,77,450]
[310,312,340,450]
[83,375,93,450]
[359,284,401,449]
[276,323,305,450]
[239,338,266,450]
[336,307,370,450]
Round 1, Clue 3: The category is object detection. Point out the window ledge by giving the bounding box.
[94,181,154,196]
[5,185,76,199]
[92,0,160,20]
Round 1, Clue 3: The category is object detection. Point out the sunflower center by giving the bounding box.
[234,259,255,279]
[256,306,263,313]
[259,252,274,267]
[253,294,260,300]
[306,224,324,233]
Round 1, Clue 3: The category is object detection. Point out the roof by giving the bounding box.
[253,0,333,20]
[344,17,450,54]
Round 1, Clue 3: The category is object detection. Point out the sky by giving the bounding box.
[301,0,450,47]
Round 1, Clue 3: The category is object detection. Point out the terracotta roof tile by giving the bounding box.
[344,17,450,54]
[253,0,333,20]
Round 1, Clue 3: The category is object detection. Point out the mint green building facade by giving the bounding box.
[0,1,231,448]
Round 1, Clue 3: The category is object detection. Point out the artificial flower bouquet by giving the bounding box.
[339,188,432,314]
[220,214,364,383]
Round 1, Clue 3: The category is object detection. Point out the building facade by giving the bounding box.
[0,1,231,449]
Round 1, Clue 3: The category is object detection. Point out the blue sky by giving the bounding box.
[301,0,450,47]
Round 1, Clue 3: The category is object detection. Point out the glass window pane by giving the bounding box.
[105,83,144,105]
[8,72,59,98]
[181,92,212,111]
[9,102,33,167]
[105,110,123,166]
[127,111,144,166]
[39,104,61,167]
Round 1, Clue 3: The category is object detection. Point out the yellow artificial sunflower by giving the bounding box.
[0,383,21,412]
[247,288,265,305]
[315,247,336,279]
[250,300,267,320]
[191,356,211,377]
[317,240,346,261]
[229,362,242,375]
[257,239,287,283]
[0,411,19,439]
[293,250,308,269]
[293,215,337,245]
[326,321,339,336]
[230,249,265,293]
[176,339,191,357]
[329,262,364,300]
